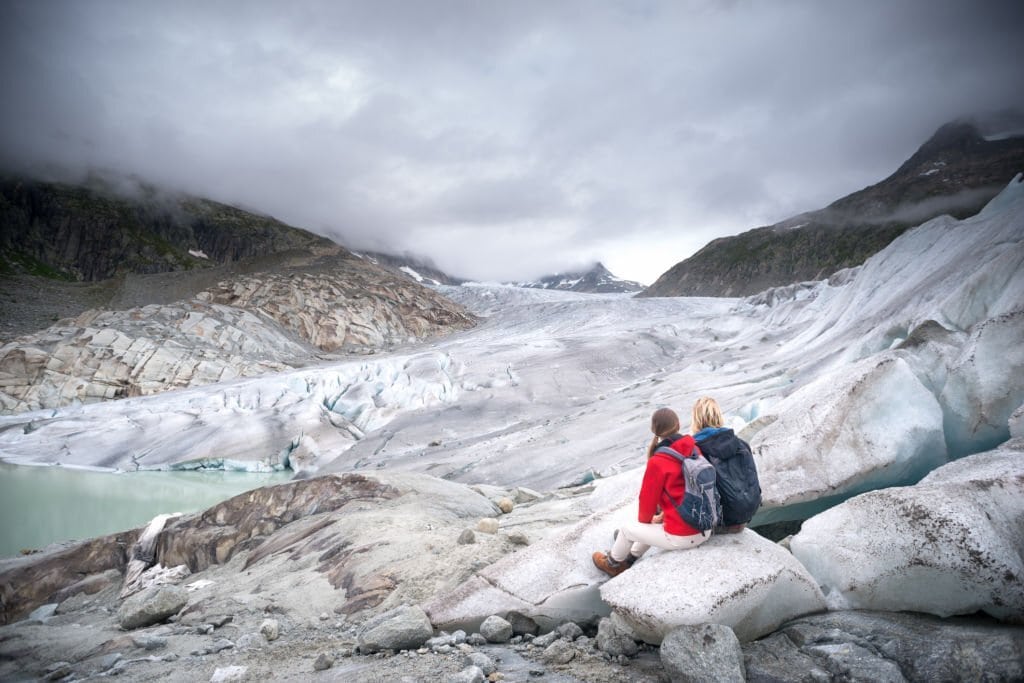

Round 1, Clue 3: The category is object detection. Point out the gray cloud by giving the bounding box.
[2,0,1022,283]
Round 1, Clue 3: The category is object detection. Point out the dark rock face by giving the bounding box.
[0,176,335,282]
[641,121,1024,297]
[742,611,1024,683]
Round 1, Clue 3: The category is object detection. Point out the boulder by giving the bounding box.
[595,617,638,657]
[117,585,189,630]
[601,531,826,643]
[660,624,745,683]
[790,446,1024,621]
[357,604,433,653]
[743,611,1024,683]
[479,615,513,643]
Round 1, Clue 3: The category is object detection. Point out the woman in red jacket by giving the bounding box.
[592,407,711,577]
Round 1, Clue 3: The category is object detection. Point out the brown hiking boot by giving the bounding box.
[592,551,633,577]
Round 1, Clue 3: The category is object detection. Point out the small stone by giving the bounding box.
[556,622,583,641]
[507,611,538,636]
[449,665,484,683]
[476,518,500,534]
[99,653,123,671]
[132,635,168,650]
[458,529,476,545]
[210,638,235,653]
[505,531,529,546]
[436,644,454,654]
[452,629,467,644]
[196,624,215,635]
[467,633,488,646]
[543,639,576,664]
[488,673,505,682]
[29,603,58,622]
[595,618,638,657]
[236,633,264,650]
[532,631,559,648]
[259,618,280,641]
[209,665,248,682]
[319,612,329,621]
[464,651,496,675]
[480,615,513,643]
[313,653,334,671]
[496,497,514,514]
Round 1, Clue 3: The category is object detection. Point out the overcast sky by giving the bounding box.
[2,1,1023,283]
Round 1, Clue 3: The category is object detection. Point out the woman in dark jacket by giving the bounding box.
[691,396,761,533]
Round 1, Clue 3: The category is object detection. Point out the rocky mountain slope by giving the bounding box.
[0,176,477,414]
[641,120,1024,297]
[517,262,645,293]
[354,251,467,286]
[0,174,334,281]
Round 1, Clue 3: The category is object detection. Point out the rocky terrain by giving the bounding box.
[0,177,478,415]
[0,176,1022,681]
[641,120,1024,297]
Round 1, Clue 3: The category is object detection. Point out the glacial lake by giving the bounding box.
[0,463,292,558]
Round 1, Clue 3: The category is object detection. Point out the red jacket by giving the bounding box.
[638,434,702,536]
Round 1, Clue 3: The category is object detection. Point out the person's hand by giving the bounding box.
[652,512,664,524]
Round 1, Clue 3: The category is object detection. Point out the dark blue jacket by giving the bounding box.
[694,427,761,526]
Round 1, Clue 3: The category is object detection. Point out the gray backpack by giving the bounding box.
[656,445,722,532]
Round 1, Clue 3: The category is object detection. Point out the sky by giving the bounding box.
[1,1,1023,284]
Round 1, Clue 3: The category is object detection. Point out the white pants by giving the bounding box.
[610,521,710,562]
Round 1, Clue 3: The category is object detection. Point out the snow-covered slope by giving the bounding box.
[0,177,1021,529]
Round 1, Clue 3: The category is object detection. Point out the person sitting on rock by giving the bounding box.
[592,407,712,577]
[690,396,761,534]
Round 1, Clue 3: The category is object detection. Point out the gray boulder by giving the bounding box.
[543,638,576,664]
[117,585,189,630]
[596,618,638,657]
[357,604,433,653]
[480,615,513,643]
[660,624,744,683]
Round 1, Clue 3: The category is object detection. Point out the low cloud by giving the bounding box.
[1,0,1022,282]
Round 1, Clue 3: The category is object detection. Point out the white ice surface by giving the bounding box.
[0,178,1021,525]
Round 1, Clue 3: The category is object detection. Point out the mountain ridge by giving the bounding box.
[640,120,1024,297]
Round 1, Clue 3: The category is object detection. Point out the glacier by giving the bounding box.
[0,176,1021,508]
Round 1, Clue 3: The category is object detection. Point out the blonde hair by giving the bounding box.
[690,396,724,434]
[648,408,681,458]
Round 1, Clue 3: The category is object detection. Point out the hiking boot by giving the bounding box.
[592,551,633,577]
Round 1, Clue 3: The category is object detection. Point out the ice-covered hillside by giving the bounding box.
[1,177,1022,523]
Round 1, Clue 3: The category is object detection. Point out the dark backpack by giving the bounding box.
[696,430,762,526]
[656,445,722,532]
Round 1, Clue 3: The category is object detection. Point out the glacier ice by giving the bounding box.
[790,444,1024,621]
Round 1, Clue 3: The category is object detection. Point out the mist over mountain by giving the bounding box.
[641,120,1024,297]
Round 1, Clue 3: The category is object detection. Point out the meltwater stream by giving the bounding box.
[0,463,292,558]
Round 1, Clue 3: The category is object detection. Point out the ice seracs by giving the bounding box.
[790,444,1024,622]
